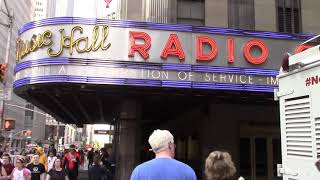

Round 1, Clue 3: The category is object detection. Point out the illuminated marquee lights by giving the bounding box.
[227,38,235,63]
[129,32,270,65]
[243,39,268,65]
[160,34,185,61]
[196,36,218,62]
[128,31,151,59]
[16,18,315,66]
[16,26,111,61]
[15,17,316,93]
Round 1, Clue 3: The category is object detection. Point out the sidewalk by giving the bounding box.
[78,170,88,180]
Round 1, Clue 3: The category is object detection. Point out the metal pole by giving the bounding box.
[8,129,27,153]
[56,121,60,150]
[5,103,48,116]
[8,130,12,153]
[0,0,13,132]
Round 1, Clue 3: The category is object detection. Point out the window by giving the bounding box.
[177,0,205,26]
[25,103,34,120]
[24,103,34,128]
[228,0,255,30]
[277,0,301,33]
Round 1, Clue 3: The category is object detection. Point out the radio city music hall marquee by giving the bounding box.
[14,18,312,92]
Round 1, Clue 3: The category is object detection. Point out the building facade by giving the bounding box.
[0,0,47,151]
[13,0,320,180]
[86,124,113,148]
[49,0,320,34]
[32,0,56,20]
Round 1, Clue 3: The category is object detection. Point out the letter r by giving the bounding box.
[128,31,151,59]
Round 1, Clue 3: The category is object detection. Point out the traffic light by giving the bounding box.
[0,64,7,82]
[3,118,15,131]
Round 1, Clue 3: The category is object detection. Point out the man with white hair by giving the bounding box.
[130,129,197,180]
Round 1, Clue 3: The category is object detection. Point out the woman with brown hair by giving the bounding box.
[11,158,31,180]
[205,151,236,180]
[46,159,69,180]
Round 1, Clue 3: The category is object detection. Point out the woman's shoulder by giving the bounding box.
[22,168,31,176]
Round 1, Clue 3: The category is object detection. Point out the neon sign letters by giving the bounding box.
[16,26,111,61]
[16,25,312,66]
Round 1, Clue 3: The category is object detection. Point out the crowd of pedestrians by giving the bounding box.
[0,143,117,180]
[0,144,82,180]
[1,129,241,180]
[87,147,115,180]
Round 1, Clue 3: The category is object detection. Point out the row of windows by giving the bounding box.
[176,0,301,34]
[35,8,44,12]
[277,0,301,33]
[25,103,34,119]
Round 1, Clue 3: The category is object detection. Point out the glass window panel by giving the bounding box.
[240,138,251,179]
[255,138,267,178]
[273,139,282,178]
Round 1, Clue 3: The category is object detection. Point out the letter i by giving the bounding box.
[227,38,234,63]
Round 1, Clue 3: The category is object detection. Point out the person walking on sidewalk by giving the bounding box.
[11,158,31,180]
[48,151,57,172]
[87,148,94,170]
[0,160,8,180]
[27,154,46,180]
[204,151,236,180]
[2,154,14,177]
[62,145,80,180]
[88,155,107,180]
[130,129,197,180]
[46,159,68,180]
[36,147,48,172]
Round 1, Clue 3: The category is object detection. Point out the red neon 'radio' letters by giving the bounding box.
[196,36,218,61]
[227,38,235,63]
[161,34,185,61]
[128,31,151,59]
[243,39,268,65]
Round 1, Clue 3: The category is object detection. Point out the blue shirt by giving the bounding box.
[130,157,197,180]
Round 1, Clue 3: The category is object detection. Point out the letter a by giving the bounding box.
[161,34,185,61]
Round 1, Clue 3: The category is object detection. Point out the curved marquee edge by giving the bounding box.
[13,75,278,93]
[19,17,314,41]
[14,58,280,76]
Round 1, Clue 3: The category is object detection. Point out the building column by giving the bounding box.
[115,100,141,180]
[143,0,173,23]
[205,0,228,27]
[254,0,276,31]
[301,0,320,34]
[201,104,240,173]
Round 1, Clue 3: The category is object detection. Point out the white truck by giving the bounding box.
[276,41,320,179]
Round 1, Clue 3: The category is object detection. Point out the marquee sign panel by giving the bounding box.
[14,17,314,92]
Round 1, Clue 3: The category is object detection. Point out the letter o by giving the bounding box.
[178,71,187,80]
[243,39,268,65]
[152,70,161,79]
